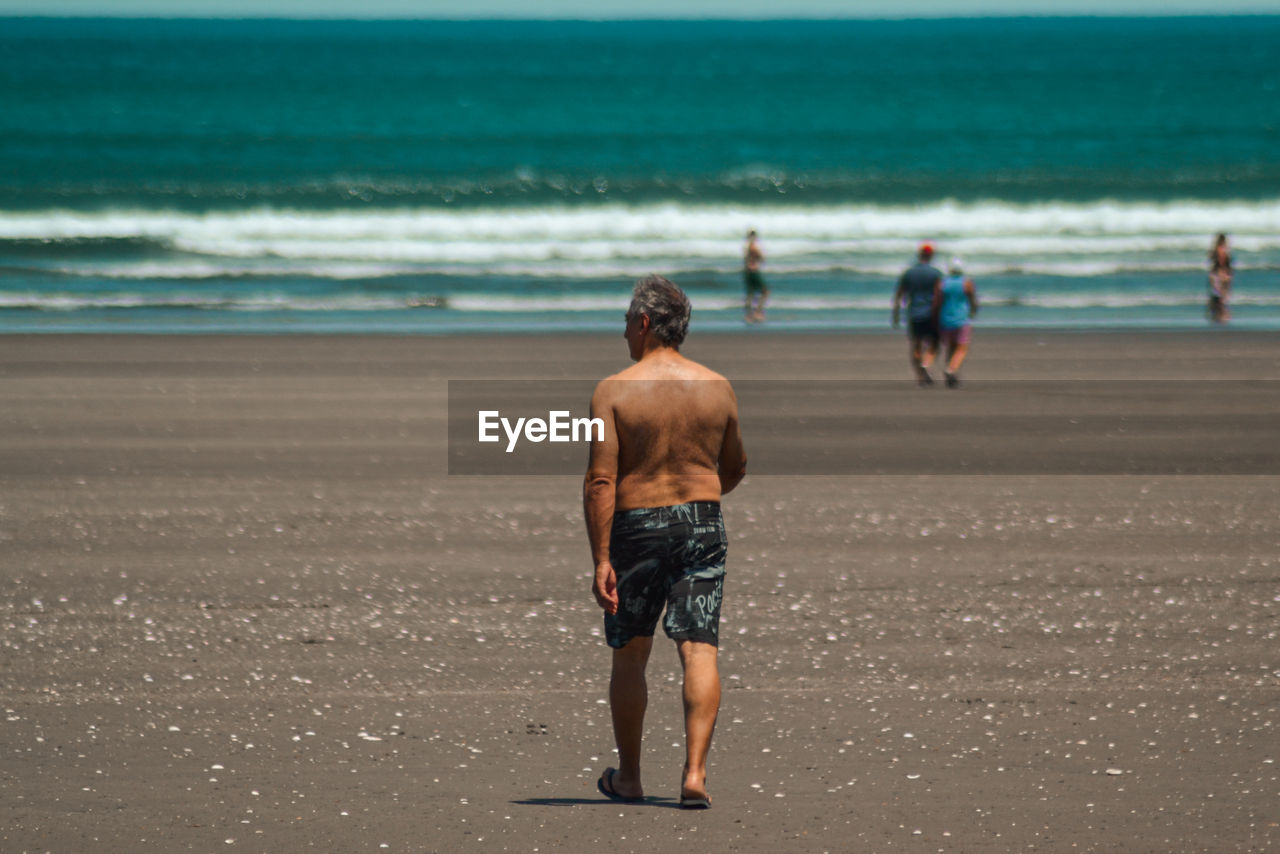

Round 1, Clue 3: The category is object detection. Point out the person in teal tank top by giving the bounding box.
[932,257,979,388]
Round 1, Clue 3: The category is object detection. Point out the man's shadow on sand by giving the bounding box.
[512,796,682,810]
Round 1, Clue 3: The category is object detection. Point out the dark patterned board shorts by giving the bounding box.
[604,501,727,649]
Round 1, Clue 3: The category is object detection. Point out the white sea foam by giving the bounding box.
[4,198,1279,280]
[0,291,436,312]
[40,256,1263,281]
[51,261,426,281]
[5,288,1280,314]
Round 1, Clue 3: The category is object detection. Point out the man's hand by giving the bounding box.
[592,561,619,614]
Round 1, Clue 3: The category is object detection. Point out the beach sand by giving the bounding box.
[2,331,1278,853]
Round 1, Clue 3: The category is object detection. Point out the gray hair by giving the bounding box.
[628,274,691,347]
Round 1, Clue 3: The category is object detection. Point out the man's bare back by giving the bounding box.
[592,351,744,510]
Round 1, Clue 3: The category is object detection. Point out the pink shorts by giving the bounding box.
[939,325,972,347]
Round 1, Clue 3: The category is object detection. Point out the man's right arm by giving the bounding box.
[717,385,747,495]
[584,381,620,614]
[891,279,903,327]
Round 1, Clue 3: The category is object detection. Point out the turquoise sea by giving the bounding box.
[2,16,1279,333]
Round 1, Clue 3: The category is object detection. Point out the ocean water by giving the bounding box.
[2,16,1279,334]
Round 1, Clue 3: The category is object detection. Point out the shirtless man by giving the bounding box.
[1208,232,1233,323]
[585,275,747,810]
[743,229,768,323]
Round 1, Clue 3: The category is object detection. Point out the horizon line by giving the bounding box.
[3,11,1279,20]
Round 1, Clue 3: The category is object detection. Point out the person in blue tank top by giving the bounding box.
[932,257,979,388]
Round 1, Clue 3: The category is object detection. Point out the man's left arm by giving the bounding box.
[717,384,747,495]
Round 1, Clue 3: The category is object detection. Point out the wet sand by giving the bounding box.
[2,331,1278,853]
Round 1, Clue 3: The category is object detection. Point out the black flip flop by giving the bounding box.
[678,793,711,810]
[596,768,644,804]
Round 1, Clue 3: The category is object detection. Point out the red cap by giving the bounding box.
[919,242,935,257]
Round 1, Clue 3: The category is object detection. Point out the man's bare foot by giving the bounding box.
[597,767,644,803]
[679,771,711,809]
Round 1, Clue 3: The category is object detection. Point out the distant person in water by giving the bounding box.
[1208,233,1233,324]
[743,230,768,323]
[932,257,979,388]
[892,242,943,385]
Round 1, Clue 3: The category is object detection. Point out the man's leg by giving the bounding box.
[910,335,932,385]
[921,331,938,371]
[608,635,653,798]
[676,639,720,801]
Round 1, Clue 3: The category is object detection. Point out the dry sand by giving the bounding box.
[1,331,1278,853]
